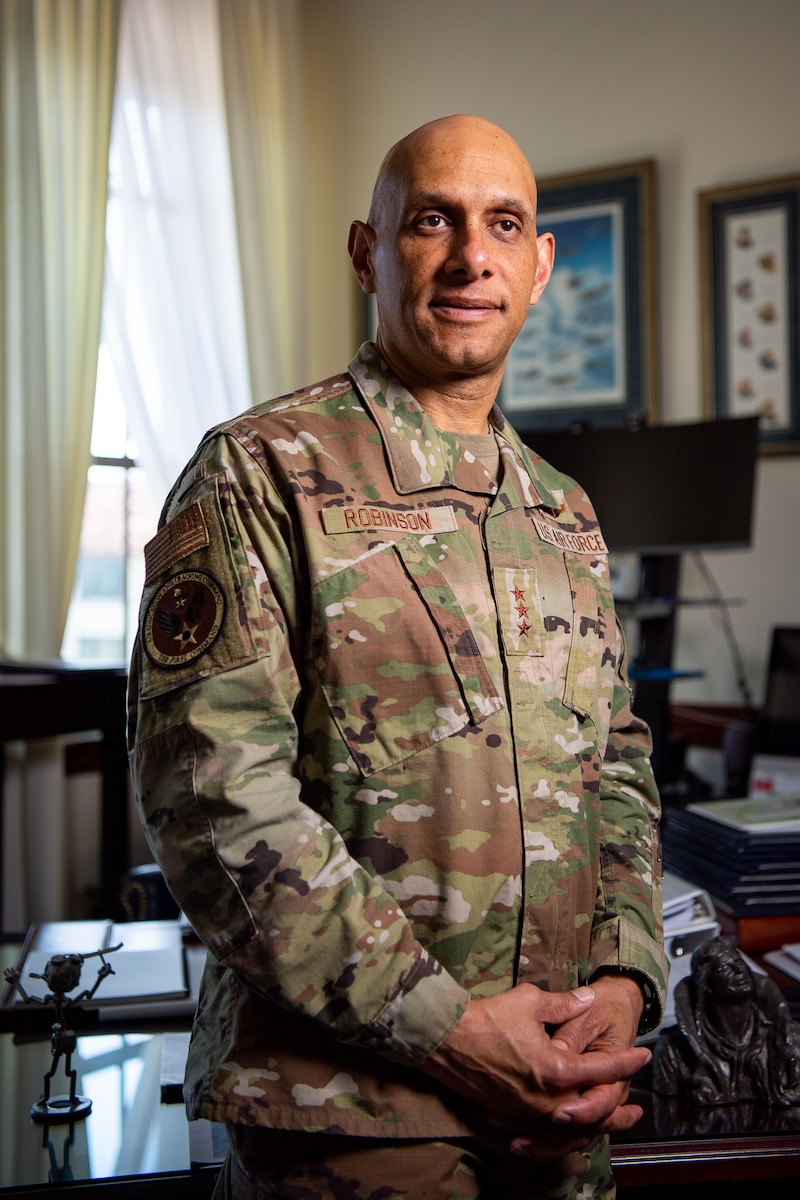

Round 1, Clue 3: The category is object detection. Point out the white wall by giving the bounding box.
[302,0,799,708]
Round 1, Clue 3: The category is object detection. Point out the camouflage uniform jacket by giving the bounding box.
[128,342,668,1138]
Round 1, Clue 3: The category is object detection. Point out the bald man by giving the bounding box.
[128,115,667,1199]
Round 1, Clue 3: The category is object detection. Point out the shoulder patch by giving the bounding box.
[144,502,209,583]
[143,569,226,668]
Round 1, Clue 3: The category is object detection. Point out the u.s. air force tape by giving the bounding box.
[321,503,459,535]
[531,516,608,555]
[143,569,226,668]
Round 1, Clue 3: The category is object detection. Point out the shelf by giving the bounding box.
[617,597,744,614]
[630,668,704,681]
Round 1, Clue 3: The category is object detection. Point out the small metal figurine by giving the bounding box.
[43,1121,76,1183]
[654,936,800,1107]
[3,942,122,1122]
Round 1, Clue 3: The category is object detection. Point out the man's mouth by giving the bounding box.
[430,298,502,316]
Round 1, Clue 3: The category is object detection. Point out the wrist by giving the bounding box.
[589,969,645,1024]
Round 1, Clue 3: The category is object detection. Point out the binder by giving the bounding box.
[651,870,721,1035]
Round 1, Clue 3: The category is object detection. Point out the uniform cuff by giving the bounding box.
[588,916,669,1035]
[353,952,472,1065]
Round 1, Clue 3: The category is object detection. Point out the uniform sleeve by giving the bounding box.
[587,617,669,1035]
[127,432,470,1066]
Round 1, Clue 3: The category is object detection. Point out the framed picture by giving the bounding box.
[699,173,800,454]
[500,159,658,432]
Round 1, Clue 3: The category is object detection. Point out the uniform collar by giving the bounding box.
[348,342,561,513]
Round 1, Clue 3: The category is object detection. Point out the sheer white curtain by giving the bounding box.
[1,0,308,926]
[103,0,253,505]
[0,0,119,927]
[1,0,119,659]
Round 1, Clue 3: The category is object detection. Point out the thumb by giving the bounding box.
[529,985,595,1028]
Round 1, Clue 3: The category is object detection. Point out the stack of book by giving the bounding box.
[662,794,800,951]
[764,941,800,984]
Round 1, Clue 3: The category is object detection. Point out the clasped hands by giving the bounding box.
[421,974,650,1161]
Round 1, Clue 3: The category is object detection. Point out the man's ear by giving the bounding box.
[529,231,555,305]
[348,221,377,294]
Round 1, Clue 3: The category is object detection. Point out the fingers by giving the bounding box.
[509,1130,598,1162]
[421,982,649,1134]
[529,984,596,1026]
[551,1080,632,1127]
[553,1042,651,1092]
[508,1099,645,1161]
[550,974,643,1056]
[550,1020,593,1055]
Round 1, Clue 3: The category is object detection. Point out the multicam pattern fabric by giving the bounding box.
[213,1125,614,1200]
[128,343,668,1148]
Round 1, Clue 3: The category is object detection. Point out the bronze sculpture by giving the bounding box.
[653,937,800,1107]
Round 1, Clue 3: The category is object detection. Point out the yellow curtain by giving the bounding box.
[218,0,308,402]
[0,0,120,659]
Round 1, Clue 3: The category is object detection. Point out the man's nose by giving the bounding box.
[445,222,492,278]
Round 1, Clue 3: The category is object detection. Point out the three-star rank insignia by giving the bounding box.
[495,567,543,656]
[513,587,531,638]
[511,586,531,637]
[143,569,226,668]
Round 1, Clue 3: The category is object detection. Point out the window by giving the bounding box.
[60,348,158,664]
[61,2,250,665]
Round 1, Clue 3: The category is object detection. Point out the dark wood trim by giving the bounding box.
[669,702,757,749]
[613,1133,800,1186]
[0,665,130,918]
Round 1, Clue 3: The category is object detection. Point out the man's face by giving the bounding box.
[351,119,553,394]
[703,946,754,1001]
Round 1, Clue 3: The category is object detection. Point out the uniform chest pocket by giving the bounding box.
[310,538,502,777]
[562,553,616,721]
[494,551,616,723]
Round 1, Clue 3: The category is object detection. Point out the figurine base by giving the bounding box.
[30,1094,92,1124]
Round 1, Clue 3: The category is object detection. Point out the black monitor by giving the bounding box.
[760,626,800,755]
[520,416,760,554]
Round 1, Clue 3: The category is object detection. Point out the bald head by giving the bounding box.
[368,115,538,231]
[348,113,554,424]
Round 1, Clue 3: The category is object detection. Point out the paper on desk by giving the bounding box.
[2,919,190,1016]
[686,793,800,834]
[98,941,206,1022]
[161,1030,191,1103]
[189,1119,229,1166]
[763,947,800,984]
[764,941,800,982]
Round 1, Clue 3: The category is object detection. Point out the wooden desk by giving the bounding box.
[1,1007,798,1196]
[612,1061,800,1195]
[1,1048,798,1198]
[0,664,130,919]
[0,1028,217,1199]
[0,936,216,1198]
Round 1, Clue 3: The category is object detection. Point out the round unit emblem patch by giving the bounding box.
[143,570,226,668]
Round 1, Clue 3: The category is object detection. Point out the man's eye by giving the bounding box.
[496,218,519,233]
[418,214,446,228]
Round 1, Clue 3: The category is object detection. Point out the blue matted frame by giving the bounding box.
[500,159,659,433]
